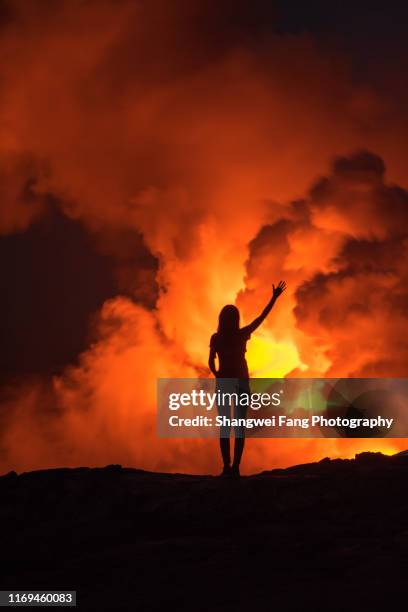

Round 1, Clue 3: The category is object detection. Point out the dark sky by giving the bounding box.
[1,0,407,380]
[276,1,408,85]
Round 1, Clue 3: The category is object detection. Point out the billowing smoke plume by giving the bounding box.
[240,151,408,378]
[0,1,407,474]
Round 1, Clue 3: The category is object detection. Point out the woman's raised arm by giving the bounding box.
[242,280,287,335]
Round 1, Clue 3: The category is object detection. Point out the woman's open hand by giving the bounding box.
[272,280,287,299]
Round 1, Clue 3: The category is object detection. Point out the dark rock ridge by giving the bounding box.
[1,452,408,611]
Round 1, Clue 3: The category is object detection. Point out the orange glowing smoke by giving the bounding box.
[0,1,408,475]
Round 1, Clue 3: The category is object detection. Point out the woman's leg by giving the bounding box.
[219,412,231,467]
[216,380,232,471]
[232,379,250,473]
[220,437,231,467]
[232,437,245,468]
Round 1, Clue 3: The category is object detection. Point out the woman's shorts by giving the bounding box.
[215,378,251,438]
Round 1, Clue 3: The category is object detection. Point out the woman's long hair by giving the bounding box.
[218,304,240,335]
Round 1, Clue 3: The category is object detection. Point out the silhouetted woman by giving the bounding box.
[208,281,287,477]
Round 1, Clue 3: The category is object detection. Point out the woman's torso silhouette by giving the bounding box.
[210,328,251,378]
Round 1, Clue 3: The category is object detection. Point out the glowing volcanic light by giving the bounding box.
[246,332,302,378]
[0,1,407,476]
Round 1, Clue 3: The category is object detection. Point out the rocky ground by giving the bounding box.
[1,452,408,610]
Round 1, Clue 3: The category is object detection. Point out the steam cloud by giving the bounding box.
[0,1,407,474]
